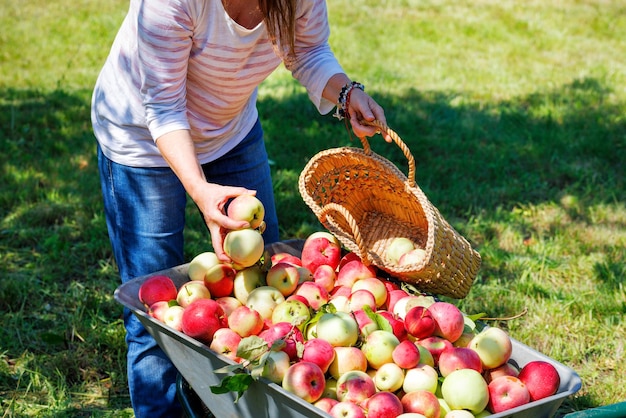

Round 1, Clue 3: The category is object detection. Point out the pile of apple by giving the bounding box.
[138,195,561,418]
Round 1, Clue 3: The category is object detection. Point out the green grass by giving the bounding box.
[1,0,625,416]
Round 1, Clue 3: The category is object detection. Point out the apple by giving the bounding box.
[209,327,242,362]
[438,346,483,377]
[314,398,339,414]
[416,345,435,367]
[427,301,465,343]
[352,309,379,337]
[487,375,531,413]
[402,364,439,394]
[468,326,513,369]
[417,336,454,366]
[386,289,410,313]
[393,295,425,320]
[392,339,421,369]
[361,330,400,370]
[329,401,366,418]
[304,230,341,247]
[139,275,178,307]
[181,298,228,344]
[330,285,352,299]
[302,338,336,374]
[404,305,436,340]
[313,264,337,292]
[148,300,172,322]
[378,310,408,342]
[517,360,561,401]
[397,414,430,418]
[282,361,326,403]
[329,346,368,380]
[329,295,350,313]
[260,350,291,384]
[203,263,236,298]
[483,362,519,384]
[265,261,300,297]
[401,390,440,418]
[294,281,330,311]
[362,391,404,418]
[176,280,212,308]
[227,194,265,229]
[374,361,405,392]
[187,252,220,282]
[215,296,242,318]
[348,288,377,312]
[270,252,302,266]
[286,293,310,307]
[336,259,377,288]
[315,311,359,347]
[322,377,338,400]
[338,251,361,270]
[301,236,342,274]
[223,228,265,268]
[441,368,489,414]
[227,305,264,337]
[398,248,427,267]
[259,321,304,361]
[444,410,475,418]
[336,370,376,404]
[453,331,476,348]
[159,304,184,331]
[245,285,285,321]
[386,237,416,264]
[351,277,388,308]
[232,265,265,304]
[271,299,310,329]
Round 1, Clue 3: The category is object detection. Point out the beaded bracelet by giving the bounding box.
[333,81,365,120]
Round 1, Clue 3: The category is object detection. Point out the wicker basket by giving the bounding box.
[298,120,481,298]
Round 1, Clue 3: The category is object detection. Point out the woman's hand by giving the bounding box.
[346,88,392,142]
[193,183,256,262]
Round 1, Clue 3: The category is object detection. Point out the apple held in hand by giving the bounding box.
[517,360,561,401]
[441,368,489,414]
[181,298,228,344]
[139,275,178,307]
[282,361,326,403]
[487,375,531,413]
[223,228,265,268]
[227,194,265,229]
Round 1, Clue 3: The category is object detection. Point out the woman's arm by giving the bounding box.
[156,130,252,261]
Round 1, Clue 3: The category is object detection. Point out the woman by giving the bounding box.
[92,0,387,415]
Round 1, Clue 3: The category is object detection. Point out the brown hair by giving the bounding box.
[259,0,297,60]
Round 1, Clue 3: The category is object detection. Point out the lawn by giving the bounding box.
[1,0,624,416]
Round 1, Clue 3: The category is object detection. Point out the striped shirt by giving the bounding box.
[91,0,343,167]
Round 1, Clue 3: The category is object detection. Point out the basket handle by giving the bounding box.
[359,120,416,188]
[319,202,372,265]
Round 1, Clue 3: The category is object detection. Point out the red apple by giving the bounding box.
[427,301,465,343]
[351,277,388,308]
[401,390,441,418]
[417,336,454,366]
[336,259,377,288]
[266,261,300,297]
[259,321,304,361]
[203,263,236,298]
[484,362,519,384]
[352,309,379,337]
[329,346,368,380]
[313,264,337,292]
[378,310,408,341]
[392,339,421,369]
[314,398,339,414]
[282,361,326,403]
[215,296,242,318]
[295,281,330,311]
[362,391,403,418]
[139,275,177,307]
[336,370,376,404]
[270,252,303,266]
[438,346,483,377]
[209,327,242,362]
[338,251,361,270]
[181,298,228,343]
[348,288,377,312]
[329,401,366,418]
[404,305,436,340]
[302,338,336,374]
[228,305,264,337]
[386,289,410,313]
[517,360,561,401]
[148,300,172,322]
[487,375,531,413]
[301,236,342,274]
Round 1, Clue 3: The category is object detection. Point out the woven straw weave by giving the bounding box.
[298,120,481,298]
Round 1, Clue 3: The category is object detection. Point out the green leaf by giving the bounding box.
[210,373,254,402]
[237,335,269,361]
[213,363,245,375]
[362,305,393,333]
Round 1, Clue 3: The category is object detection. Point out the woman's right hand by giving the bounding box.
[192,183,256,262]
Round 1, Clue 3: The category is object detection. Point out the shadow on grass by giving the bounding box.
[1,77,624,414]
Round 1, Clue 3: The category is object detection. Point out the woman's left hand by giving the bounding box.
[346,88,392,142]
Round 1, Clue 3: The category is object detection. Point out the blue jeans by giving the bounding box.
[98,119,279,417]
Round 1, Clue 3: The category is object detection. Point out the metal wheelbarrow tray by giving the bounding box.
[114,240,581,418]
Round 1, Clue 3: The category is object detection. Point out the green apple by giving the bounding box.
[315,311,359,347]
[223,228,265,268]
[385,237,416,264]
[233,265,265,304]
[245,286,285,321]
[361,330,400,370]
[441,368,489,414]
[227,194,265,229]
[271,299,311,329]
[187,251,219,282]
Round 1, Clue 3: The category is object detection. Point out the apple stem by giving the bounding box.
[480,307,528,322]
